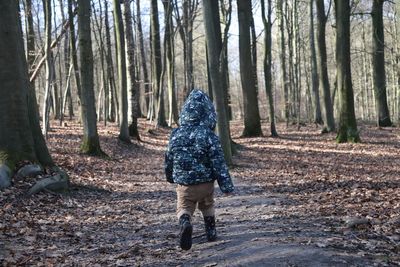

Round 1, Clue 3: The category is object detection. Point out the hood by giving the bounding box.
[179,89,217,129]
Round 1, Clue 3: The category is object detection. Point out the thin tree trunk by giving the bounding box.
[237,0,262,137]
[261,0,278,136]
[277,0,289,126]
[150,0,167,127]
[77,0,105,155]
[113,0,130,143]
[136,0,149,115]
[42,0,52,138]
[316,0,335,132]
[203,0,232,164]
[220,0,233,123]
[335,0,360,143]
[371,0,392,127]
[104,0,117,122]
[68,0,82,103]
[309,0,323,125]
[91,0,108,126]
[163,0,179,127]
[123,0,140,140]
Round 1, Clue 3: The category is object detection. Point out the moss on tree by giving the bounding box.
[80,136,107,157]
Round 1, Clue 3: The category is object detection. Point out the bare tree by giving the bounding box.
[0,1,67,189]
[123,0,140,139]
[203,0,232,164]
[237,0,262,137]
[136,0,150,114]
[309,0,323,125]
[151,0,167,127]
[113,0,130,142]
[261,0,278,136]
[162,0,179,127]
[335,0,360,143]
[316,0,335,132]
[371,0,392,127]
[277,0,289,126]
[77,0,105,154]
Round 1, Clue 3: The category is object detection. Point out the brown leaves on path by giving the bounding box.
[0,119,399,266]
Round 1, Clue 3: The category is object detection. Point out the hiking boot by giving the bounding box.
[204,216,217,241]
[179,214,192,250]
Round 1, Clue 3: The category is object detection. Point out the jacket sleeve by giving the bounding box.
[208,133,234,193]
[164,130,176,184]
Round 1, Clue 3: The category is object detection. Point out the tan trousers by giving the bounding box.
[176,182,215,219]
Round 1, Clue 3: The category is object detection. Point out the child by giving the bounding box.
[165,89,234,250]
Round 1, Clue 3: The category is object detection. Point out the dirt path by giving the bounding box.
[1,121,398,266]
[136,179,375,267]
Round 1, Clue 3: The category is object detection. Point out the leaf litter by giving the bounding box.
[0,120,399,266]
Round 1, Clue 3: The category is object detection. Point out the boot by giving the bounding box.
[179,214,192,250]
[204,216,217,241]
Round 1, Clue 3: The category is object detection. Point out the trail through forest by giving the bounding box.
[1,120,399,266]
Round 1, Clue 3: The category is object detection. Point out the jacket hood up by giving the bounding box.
[179,89,216,129]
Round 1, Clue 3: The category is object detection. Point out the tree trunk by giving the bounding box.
[371,0,392,127]
[58,0,73,124]
[316,0,335,132]
[396,3,400,123]
[113,0,131,142]
[277,0,289,126]
[203,0,232,164]
[104,0,117,122]
[237,0,262,137]
[136,0,150,115]
[163,0,179,127]
[24,0,36,90]
[68,0,82,103]
[91,0,108,125]
[77,0,105,154]
[123,0,140,140]
[151,0,167,127]
[335,0,360,143]
[261,0,278,137]
[42,0,52,138]
[0,1,58,188]
[220,0,233,122]
[309,0,323,125]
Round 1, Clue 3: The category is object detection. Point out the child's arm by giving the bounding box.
[209,133,234,193]
[165,149,174,183]
[165,130,177,184]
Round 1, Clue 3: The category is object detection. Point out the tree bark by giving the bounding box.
[335,0,360,143]
[203,0,232,164]
[316,0,335,132]
[309,0,323,125]
[123,0,140,140]
[77,0,105,154]
[104,0,117,122]
[277,0,289,126]
[261,0,278,137]
[113,0,131,142]
[0,1,57,187]
[371,0,392,127]
[68,0,82,103]
[136,0,150,115]
[150,0,167,127]
[237,0,262,137]
[220,0,233,122]
[42,0,52,138]
[162,0,179,127]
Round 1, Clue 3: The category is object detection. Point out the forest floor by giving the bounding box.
[1,119,399,266]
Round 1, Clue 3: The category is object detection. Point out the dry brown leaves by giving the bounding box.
[0,119,399,266]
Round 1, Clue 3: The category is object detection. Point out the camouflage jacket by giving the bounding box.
[164,89,234,193]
